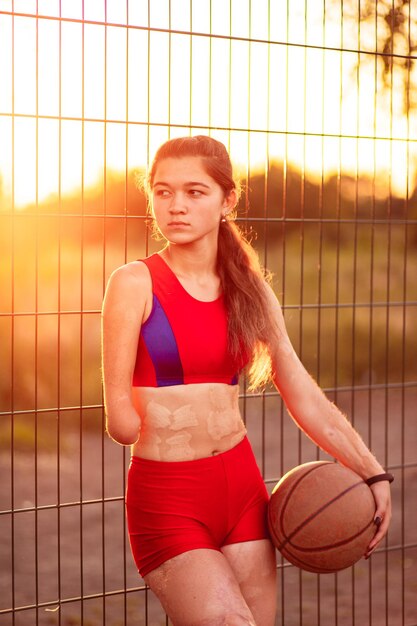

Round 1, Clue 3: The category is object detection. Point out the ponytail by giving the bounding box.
[217,219,278,390]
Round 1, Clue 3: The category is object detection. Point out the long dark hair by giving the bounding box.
[147,135,278,390]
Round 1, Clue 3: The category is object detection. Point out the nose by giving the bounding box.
[169,192,187,214]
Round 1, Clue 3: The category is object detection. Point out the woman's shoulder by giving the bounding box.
[104,260,153,305]
[109,260,151,286]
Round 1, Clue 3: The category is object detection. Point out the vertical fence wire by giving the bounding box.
[10,5,15,625]
[34,4,39,624]
[57,3,63,623]
[261,0,271,482]
[144,6,151,621]
[384,19,392,626]
[80,5,85,624]
[401,9,412,622]
[316,10,324,624]
[351,10,359,621]
[123,3,129,624]
[279,3,289,623]
[101,2,106,623]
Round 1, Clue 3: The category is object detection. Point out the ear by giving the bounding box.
[222,189,237,212]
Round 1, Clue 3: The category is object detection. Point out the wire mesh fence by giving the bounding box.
[0,1,416,624]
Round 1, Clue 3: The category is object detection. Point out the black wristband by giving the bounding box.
[365,472,394,487]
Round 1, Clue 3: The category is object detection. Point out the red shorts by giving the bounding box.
[125,436,270,577]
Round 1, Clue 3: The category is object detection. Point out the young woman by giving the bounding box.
[101,135,393,626]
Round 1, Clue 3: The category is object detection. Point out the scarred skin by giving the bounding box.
[101,156,392,625]
[131,384,246,461]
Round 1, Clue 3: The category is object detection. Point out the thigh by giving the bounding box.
[144,548,256,625]
[126,454,227,577]
[221,539,277,626]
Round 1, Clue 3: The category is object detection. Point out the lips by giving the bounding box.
[167,221,190,226]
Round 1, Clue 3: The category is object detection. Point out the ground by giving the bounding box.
[1,387,416,626]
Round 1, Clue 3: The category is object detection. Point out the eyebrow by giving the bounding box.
[153,181,211,189]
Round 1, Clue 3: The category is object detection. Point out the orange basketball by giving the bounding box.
[268,461,376,573]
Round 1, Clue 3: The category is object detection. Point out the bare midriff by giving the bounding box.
[131,383,247,461]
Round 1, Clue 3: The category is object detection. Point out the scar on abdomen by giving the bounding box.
[145,401,198,430]
[170,405,198,430]
[145,401,171,428]
[165,432,195,461]
[207,409,241,440]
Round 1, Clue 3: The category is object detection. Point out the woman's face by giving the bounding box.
[151,156,235,246]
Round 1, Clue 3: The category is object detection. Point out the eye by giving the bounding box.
[188,189,203,197]
[154,188,171,197]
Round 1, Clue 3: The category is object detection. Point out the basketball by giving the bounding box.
[268,461,376,573]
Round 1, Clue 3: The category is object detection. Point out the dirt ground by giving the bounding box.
[1,387,416,626]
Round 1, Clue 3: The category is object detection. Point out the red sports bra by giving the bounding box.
[132,253,246,387]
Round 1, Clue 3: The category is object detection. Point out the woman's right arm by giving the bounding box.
[101,262,151,445]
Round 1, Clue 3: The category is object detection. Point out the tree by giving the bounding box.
[346,0,417,113]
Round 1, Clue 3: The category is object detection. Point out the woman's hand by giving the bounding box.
[365,481,393,559]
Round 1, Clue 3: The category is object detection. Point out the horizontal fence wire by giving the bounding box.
[1,9,417,64]
[3,110,417,144]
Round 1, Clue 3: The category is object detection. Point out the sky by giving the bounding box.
[0,0,416,207]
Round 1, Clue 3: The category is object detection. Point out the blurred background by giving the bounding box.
[0,1,416,624]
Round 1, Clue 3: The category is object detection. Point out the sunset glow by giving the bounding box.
[0,0,416,208]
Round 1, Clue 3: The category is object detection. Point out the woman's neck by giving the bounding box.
[162,243,218,279]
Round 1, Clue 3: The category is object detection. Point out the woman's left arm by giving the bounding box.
[265,284,392,557]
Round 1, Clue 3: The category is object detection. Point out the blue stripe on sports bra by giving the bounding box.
[141,294,184,386]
